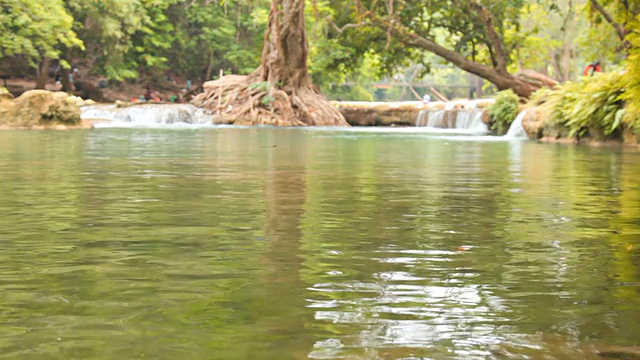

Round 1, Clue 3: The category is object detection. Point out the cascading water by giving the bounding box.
[453,109,486,131]
[415,110,429,126]
[504,111,528,138]
[414,100,490,134]
[81,103,215,128]
[427,110,446,128]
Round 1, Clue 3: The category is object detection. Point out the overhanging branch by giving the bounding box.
[590,0,626,40]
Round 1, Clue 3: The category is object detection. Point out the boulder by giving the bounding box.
[522,107,545,139]
[333,101,424,126]
[0,90,81,128]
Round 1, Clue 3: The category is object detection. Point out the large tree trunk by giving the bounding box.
[35,58,51,90]
[60,67,73,92]
[192,0,348,126]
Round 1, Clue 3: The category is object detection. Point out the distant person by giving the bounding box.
[73,67,80,79]
[186,79,192,91]
[583,61,602,76]
[143,86,153,101]
[423,94,431,104]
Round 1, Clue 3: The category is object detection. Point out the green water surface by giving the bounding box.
[0,128,639,359]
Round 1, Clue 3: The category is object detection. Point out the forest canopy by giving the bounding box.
[0,0,636,99]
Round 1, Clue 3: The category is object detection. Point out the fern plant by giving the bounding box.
[532,72,625,138]
[489,89,520,135]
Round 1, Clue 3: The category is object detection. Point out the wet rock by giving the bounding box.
[522,107,545,139]
[0,92,14,110]
[333,101,426,126]
[0,90,84,129]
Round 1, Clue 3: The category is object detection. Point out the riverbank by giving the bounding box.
[2,89,639,149]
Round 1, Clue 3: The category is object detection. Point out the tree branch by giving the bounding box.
[328,19,367,35]
[349,0,537,97]
[590,0,626,40]
[470,1,509,74]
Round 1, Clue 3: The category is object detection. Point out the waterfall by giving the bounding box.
[81,104,215,128]
[504,111,528,138]
[454,109,488,132]
[413,106,488,133]
[427,110,446,127]
[416,110,429,126]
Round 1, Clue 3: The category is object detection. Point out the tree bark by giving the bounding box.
[35,58,51,90]
[60,67,73,92]
[259,0,311,90]
[470,1,509,74]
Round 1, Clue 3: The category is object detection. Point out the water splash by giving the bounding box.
[504,111,528,139]
[81,104,215,128]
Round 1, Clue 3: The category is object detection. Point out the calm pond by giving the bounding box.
[0,128,639,359]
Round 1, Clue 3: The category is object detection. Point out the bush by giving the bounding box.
[533,72,625,138]
[622,22,640,132]
[489,89,519,135]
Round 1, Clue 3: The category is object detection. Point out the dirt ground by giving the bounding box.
[3,75,199,103]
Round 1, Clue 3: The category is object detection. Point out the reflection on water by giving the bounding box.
[0,128,639,359]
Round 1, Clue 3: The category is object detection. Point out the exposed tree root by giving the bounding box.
[191,71,348,126]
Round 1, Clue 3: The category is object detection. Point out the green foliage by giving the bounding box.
[0,0,83,66]
[60,0,265,81]
[489,90,520,135]
[320,0,531,85]
[621,19,640,131]
[320,84,375,101]
[533,71,626,138]
[249,81,270,91]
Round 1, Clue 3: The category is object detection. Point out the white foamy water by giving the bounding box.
[81,104,216,128]
[504,111,529,139]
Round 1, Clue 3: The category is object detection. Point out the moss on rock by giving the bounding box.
[0,90,81,128]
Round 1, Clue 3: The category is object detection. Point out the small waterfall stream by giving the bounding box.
[81,104,215,128]
[415,110,428,126]
[415,102,488,134]
[427,110,446,127]
[504,111,528,138]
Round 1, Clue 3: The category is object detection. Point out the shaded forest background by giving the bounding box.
[0,0,636,101]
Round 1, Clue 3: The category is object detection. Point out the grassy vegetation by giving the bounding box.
[528,72,626,139]
[621,21,640,132]
[488,89,520,135]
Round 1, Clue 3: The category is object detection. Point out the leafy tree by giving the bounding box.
[65,0,177,80]
[0,0,83,88]
[587,0,639,46]
[322,0,567,97]
[163,0,267,81]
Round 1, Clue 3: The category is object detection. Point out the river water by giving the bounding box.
[0,128,638,359]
